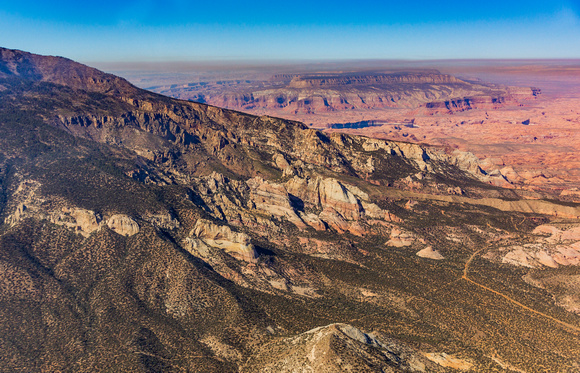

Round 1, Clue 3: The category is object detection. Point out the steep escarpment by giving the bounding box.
[151,70,539,116]
[1,47,579,372]
[287,72,465,88]
[422,86,541,113]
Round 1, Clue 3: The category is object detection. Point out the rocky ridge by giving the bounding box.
[0,47,134,94]
[1,47,579,372]
[244,323,447,372]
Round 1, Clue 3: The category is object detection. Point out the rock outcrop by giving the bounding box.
[286,177,364,220]
[245,323,443,372]
[185,219,258,262]
[246,177,307,229]
[3,181,104,237]
[106,214,140,236]
[143,212,180,230]
[68,208,101,233]
[386,227,417,247]
[533,224,580,241]
[423,352,473,371]
[416,246,445,260]
[192,173,400,237]
[499,224,580,268]
[285,176,400,235]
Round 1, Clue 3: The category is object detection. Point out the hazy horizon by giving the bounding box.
[84,58,580,97]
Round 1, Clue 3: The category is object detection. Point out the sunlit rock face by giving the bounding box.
[107,214,139,236]
[185,219,258,262]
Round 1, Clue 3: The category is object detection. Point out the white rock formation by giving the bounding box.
[285,176,366,220]
[498,224,580,268]
[386,227,415,247]
[69,208,101,235]
[143,212,180,230]
[416,246,445,260]
[185,219,257,262]
[423,352,473,371]
[247,177,307,229]
[107,214,140,236]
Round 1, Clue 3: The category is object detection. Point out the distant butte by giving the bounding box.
[150,70,538,115]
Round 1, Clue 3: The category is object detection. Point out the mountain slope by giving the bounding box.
[0,47,135,94]
[1,47,579,372]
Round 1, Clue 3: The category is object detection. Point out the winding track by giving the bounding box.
[461,247,580,333]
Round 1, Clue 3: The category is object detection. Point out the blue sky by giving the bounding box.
[1,0,579,62]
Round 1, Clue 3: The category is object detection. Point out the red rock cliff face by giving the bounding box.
[422,87,541,113]
[423,95,513,112]
[152,71,539,116]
